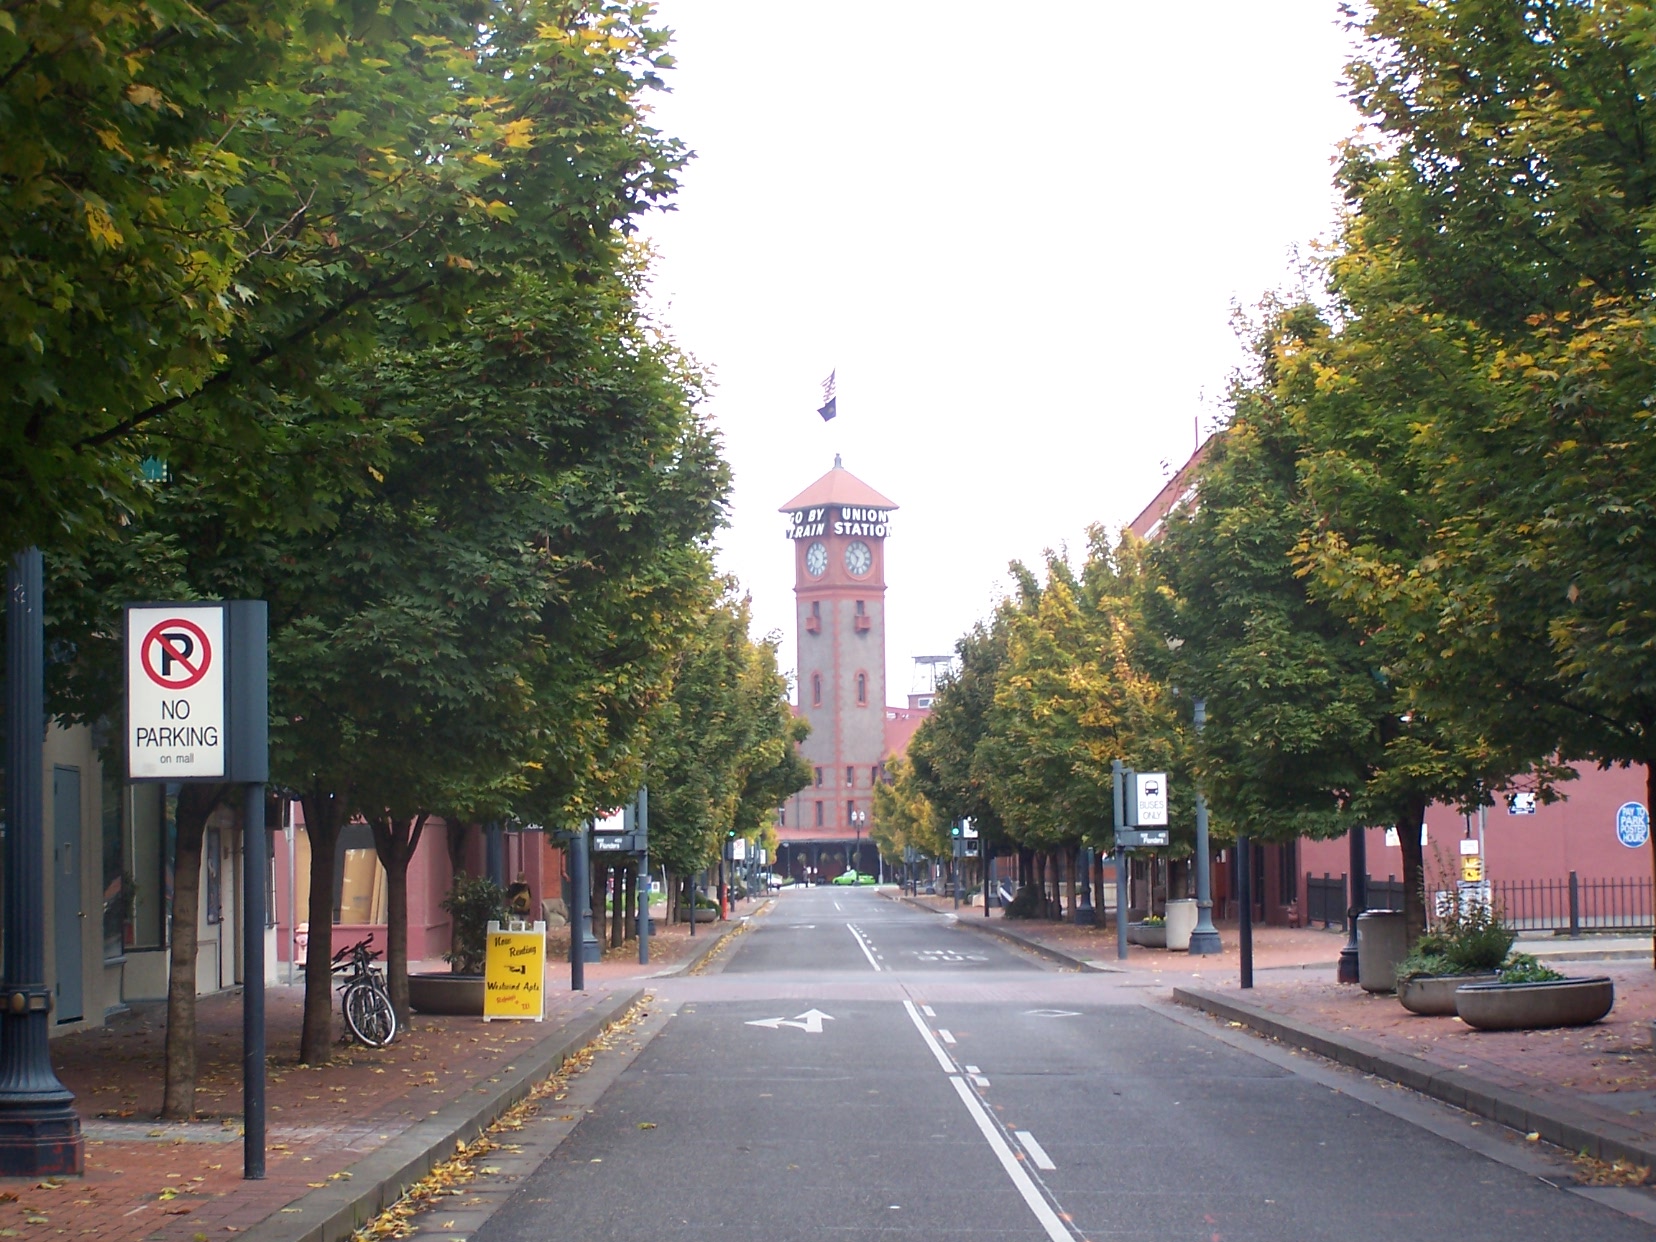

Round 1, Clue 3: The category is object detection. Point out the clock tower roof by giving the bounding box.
[779,455,898,515]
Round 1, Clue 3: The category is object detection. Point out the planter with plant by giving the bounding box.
[1130,913,1167,949]
[1394,898,1515,1016]
[1454,953,1615,1031]
[409,873,507,1016]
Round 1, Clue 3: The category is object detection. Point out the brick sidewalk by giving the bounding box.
[0,911,747,1242]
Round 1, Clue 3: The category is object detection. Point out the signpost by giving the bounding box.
[483,921,547,1021]
[125,601,267,1179]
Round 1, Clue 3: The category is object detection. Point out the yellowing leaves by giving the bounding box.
[125,83,164,109]
[83,199,124,250]
[501,118,535,150]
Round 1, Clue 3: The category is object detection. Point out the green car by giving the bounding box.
[831,870,877,886]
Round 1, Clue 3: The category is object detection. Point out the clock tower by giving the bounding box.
[777,456,898,881]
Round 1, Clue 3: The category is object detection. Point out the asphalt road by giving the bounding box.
[456,887,1656,1241]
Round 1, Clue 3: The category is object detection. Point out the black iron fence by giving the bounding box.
[1306,870,1655,934]
[1304,873,1407,930]
[1491,874,1654,934]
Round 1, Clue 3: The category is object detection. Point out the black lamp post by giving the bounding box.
[0,550,83,1175]
[1188,698,1222,955]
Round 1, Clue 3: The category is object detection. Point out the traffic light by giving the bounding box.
[951,822,962,838]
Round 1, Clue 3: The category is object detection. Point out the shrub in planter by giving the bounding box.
[442,873,508,975]
[1393,893,1516,1013]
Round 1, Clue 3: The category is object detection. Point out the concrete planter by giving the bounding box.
[408,972,485,1016]
[679,906,718,924]
[1129,922,1167,948]
[1396,973,1497,1016]
[1454,977,1615,1031]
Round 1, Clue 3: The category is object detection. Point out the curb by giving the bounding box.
[883,890,1104,972]
[1172,986,1656,1170]
[238,988,645,1242]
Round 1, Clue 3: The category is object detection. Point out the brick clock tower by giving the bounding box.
[777,456,897,882]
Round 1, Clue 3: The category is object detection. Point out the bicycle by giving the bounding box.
[332,937,397,1047]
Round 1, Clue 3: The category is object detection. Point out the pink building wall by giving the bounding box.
[1299,762,1653,886]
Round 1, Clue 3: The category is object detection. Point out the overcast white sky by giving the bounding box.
[641,2,1364,701]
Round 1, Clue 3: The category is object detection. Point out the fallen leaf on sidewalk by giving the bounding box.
[636,1122,656,1130]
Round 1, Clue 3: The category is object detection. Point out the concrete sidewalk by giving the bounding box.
[909,890,1656,1172]
[0,907,754,1242]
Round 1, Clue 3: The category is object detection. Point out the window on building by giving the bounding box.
[855,600,865,615]
[811,600,821,619]
[779,806,787,827]
[814,801,824,827]
[812,672,822,707]
[846,765,855,787]
[856,672,867,705]
[814,766,823,787]
[847,800,856,825]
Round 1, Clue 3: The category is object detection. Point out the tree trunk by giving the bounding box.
[1399,797,1429,946]
[299,790,348,1065]
[161,784,229,1120]
[369,811,427,1028]
[446,820,472,878]
[1064,848,1077,919]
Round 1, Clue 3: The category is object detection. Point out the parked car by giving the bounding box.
[831,870,860,885]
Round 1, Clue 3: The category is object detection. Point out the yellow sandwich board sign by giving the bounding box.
[483,920,546,1021]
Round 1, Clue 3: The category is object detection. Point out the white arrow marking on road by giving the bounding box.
[745,1008,834,1034]
[1023,1009,1081,1018]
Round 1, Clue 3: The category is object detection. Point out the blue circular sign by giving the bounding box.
[1616,802,1650,848]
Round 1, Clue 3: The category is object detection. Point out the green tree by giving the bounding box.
[3,0,685,556]
[870,753,947,863]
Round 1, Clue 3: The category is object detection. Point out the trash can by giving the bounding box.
[1165,898,1198,951]
[1357,909,1408,993]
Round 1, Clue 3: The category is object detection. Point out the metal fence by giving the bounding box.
[1304,873,1406,931]
[1307,870,1654,934]
[1489,874,1654,934]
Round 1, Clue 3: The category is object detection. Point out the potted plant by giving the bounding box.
[409,873,506,1016]
[1394,897,1514,1015]
[1454,953,1615,1031]
[1130,913,1167,949]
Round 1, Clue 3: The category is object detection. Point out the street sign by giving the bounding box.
[961,818,978,839]
[127,605,225,779]
[483,920,546,1021]
[1616,802,1650,849]
[1117,829,1169,848]
[592,834,631,852]
[1125,772,1168,827]
[1461,855,1484,883]
[1508,792,1537,815]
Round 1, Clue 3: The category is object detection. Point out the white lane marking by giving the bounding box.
[834,901,842,911]
[938,1029,956,1045]
[973,1075,991,1087]
[950,1077,1072,1241]
[922,1005,936,1018]
[902,1000,958,1073]
[745,1009,834,1034]
[1015,1130,1057,1170]
[1024,1009,1081,1018]
[848,924,882,972]
[964,1064,980,1074]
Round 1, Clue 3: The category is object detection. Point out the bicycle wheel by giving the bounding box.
[343,981,397,1047]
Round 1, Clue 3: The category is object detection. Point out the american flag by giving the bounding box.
[817,370,837,422]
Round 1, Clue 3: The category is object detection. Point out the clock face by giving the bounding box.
[844,540,873,577]
[805,541,828,577]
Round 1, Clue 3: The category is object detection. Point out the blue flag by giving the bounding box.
[817,370,837,422]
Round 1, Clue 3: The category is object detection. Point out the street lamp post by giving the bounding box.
[1188,698,1222,955]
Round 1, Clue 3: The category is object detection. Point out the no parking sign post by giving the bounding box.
[125,602,267,1180]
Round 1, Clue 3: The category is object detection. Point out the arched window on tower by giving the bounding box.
[812,672,822,707]
[856,672,867,705]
